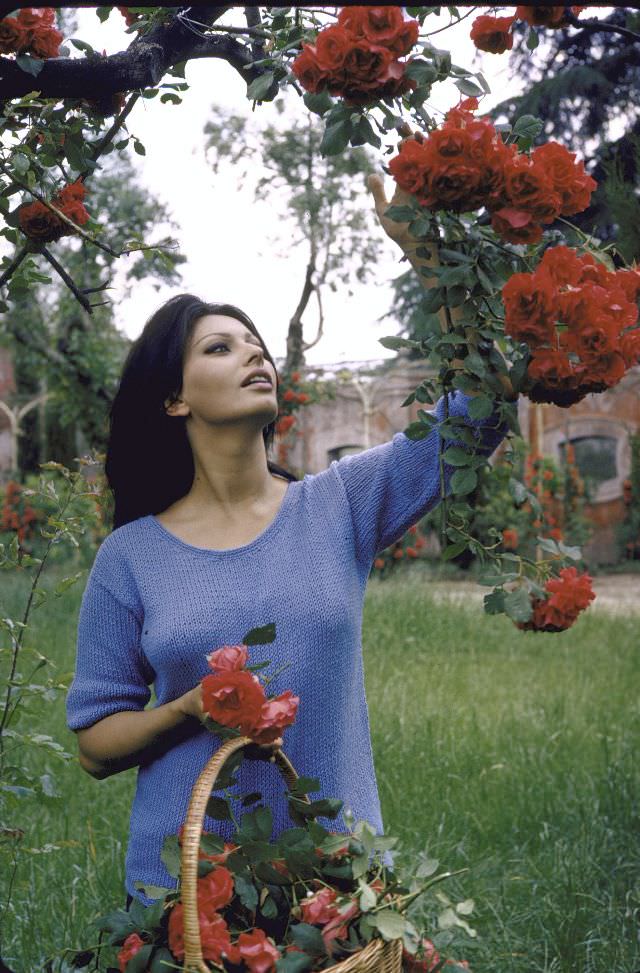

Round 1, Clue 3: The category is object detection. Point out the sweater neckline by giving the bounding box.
[147,479,298,556]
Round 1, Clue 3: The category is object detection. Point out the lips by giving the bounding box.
[242,368,273,387]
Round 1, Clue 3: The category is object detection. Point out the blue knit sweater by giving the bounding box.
[66,391,506,904]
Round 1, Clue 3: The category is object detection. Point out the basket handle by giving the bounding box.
[181,736,308,972]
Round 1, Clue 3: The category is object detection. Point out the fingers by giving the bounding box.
[366,173,388,213]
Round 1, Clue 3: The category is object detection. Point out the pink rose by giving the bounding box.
[206,644,248,672]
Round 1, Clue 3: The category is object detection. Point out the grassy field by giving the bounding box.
[1,562,638,972]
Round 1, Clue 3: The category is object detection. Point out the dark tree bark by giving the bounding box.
[0,6,265,101]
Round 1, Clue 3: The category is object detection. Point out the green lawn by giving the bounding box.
[1,563,638,972]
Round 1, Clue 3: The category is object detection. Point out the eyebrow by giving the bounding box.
[195,331,262,347]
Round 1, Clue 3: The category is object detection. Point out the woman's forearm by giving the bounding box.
[76,691,199,779]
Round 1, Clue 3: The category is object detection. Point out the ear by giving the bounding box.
[164,393,189,417]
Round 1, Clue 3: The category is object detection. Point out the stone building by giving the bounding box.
[282,353,640,565]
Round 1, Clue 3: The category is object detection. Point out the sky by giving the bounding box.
[10,6,613,368]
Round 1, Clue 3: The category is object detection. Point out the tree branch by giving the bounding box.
[40,247,106,313]
[0,246,28,290]
[0,7,263,101]
[564,11,640,43]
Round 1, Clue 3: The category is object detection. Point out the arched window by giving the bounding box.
[560,435,618,488]
[327,444,364,463]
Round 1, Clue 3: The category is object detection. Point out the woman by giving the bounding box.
[66,173,512,908]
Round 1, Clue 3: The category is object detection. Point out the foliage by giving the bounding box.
[371,521,428,578]
[0,457,106,957]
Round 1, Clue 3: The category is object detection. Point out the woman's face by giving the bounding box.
[166,313,278,428]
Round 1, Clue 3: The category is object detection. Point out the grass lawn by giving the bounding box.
[1,562,638,972]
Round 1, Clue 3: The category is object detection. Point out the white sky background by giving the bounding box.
[34,6,614,366]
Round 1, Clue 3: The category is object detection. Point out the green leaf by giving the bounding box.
[234,872,259,911]
[442,446,472,467]
[68,38,95,54]
[255,861,292,885]
[351,114,381,149]
[371,909,407,941]
[383,204,417,223]
[288,776,321,797]
[320,119,351,156]
[454,77,484,97]
[160,834,181,879]
[289,797,342,820]
[247,71,278,101]
[133,882,173,900]
[200,832,225,856]
[503,587,533,624]
[378,335,419,351]
[404,421,432,441]
[239,805,273,842]
[512,114,544,142]
[467,395,495,420]
[421,287,445,314]
[483,589,506,615]
[261,891,279,918]
[206,796,233,820]
[442,541,467,561]
[526,27,539,50]
[558,542,581,561]
[450,468,478,495]
[291,923,328,958]
[15,54,44,77]
[276,952,314,973]
[537,536,560,555]
[244,622,276,645]
[303,90,334,116]
[133,138,146,156]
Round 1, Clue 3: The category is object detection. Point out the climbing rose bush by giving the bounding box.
[0,7,62,58]
[292,5,419,104]
[17,179,89,243]
[502,245,640,405]
[388,97,597,245]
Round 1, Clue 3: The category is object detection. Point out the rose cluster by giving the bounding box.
[292,6,419,106]
[403,937,470,973]
[0,7,62,59]
[388,96,597,245]
[0,480,39,546]
[201,644,299,745]
[518,566,595,632]
[502,245,640,405]
[470,7,585,55]
[18,180,90,245]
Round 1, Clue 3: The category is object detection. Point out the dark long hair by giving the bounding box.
[105,294,297,530]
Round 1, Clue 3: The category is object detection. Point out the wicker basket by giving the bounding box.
[180,736,403,973]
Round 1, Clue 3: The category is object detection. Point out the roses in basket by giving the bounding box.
[79,629,473,973]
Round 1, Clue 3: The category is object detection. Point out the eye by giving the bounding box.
[206,343,228,353]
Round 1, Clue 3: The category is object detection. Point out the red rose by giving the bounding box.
[502,270,557,345]
[275,415,296,435]
[402,938,442,973]
[406,546,418,558]
[291,44,328,94]
[118,6,140,27]
[168,904,239,966]
[57,197,89,227]
[502,528,518,549]
[527,348,574,386]
[57,179,86,203]
[237,928,280,973]
[0,17,27,53]
[530,142,596,217]
[338,7,418,56]
[118,932,145,973]
[283,389,297,402]
[251,689,299,745]
[198,865,234,915]
[490,207,543,244]
[296,392,310,403]
[206,644,248,672]
[17,200,65,243]
[315,25,352,72]
[321,898,359,956]
[337,41,393,90]
[538,244,584,286]
[29,23,62,58]
[621,329,640,367]
[291,371,301,382]
[425,160,483,211]
[470,14,515,54]
[523,567,595,631]
[301,887,339,925]
[615,267,640,303]
[373,557,385,569]
[503,155,560,221]
[16,8,56,30]
[387,138,429,195]
[201,669,266,736]
[590,352,627,388]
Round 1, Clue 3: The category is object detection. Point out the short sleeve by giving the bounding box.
[66,558,154,732]
[332,390,507,567]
